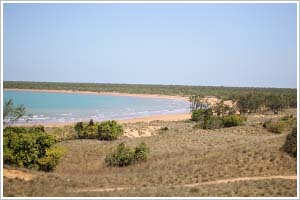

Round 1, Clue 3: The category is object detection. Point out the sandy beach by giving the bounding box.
[4,88,189,101]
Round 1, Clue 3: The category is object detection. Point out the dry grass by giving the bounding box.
[3,110,297,197]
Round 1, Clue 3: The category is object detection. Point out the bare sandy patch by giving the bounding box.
[3,168,35,181]
[119,113,190,124]
[124,125,161,138]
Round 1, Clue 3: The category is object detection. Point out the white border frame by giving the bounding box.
[0,1,299,199]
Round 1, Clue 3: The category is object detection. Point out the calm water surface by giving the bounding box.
[4,91,189,124]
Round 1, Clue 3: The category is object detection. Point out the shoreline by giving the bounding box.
[4,88,189,101]
[14,113,191,127]
[4,88,191,127]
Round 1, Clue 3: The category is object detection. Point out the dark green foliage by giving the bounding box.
[192,108,245,130]
[191,109,206,122]
[235,92,296,114]
[202,116,224,129]
[105,143,134,167]
[282,127,297,157]
[105,142,150,167]
[3,126,65,171]
[222,115,246,127]
[160,127,169,131]
[74,121,99,139]
[89,119,95,126]
[74,121,84,132]
[74,120,123,140]
[98,120,123,140]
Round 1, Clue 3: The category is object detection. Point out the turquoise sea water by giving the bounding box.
[4,91,189,124]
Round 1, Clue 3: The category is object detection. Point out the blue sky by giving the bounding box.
[3,3,297,88]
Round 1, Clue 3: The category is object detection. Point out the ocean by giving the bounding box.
[3,90,190,124]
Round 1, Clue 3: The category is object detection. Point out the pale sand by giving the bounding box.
[119,113,190,123]
[3,169,35,181]
[4,88,189,101]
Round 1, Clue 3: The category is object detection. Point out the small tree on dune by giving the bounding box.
[3,99,26,127]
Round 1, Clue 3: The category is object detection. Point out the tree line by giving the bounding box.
[4,81,296,100]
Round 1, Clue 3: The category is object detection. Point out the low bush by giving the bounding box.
[263,115,296,134]
[160,126,169,131]
[3,126,65,171]
[193,111,246,130]
[105,142,150,167]
[268,121,285,134]
[263,120,286,134]
[37,146,66,171]
[191,109,206,122]
[74,121,99,139]
[222,115,246,127]
[158,126,169,134]
[98,120,123,140]
[74,120,123,140]
[202,116,224,129]
[133,142,150,162]
[282,127,297,157]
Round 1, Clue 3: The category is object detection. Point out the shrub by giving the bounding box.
[134,142,150,162]
[105,143,135,167]
[37,146,66,171]
[3,126,65,171]
[105,142,150,167]
[282,127,297,157]
[160,127,169,131]
[264,120,286,134]
[158,126,169,134]
[203,116,224,130]
[98,120,123,140]
[74,121,99,139]
[222,115,246,127]
[191,109,205,122]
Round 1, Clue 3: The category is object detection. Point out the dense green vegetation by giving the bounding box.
[192,108,247,129]
[98,120,124,140]
[234,92,296,113]
[74,120,99,139]
[74,120,123,140]
[4,81,296,100]
[105,142,150,167]
[3,126,65,171]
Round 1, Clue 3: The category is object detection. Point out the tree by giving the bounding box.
[212,101,234,116]
[3,99,26,127]
[189,95,210,112]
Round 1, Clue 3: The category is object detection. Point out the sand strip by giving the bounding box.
[17,113,190,127]
[4,88,189,101]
